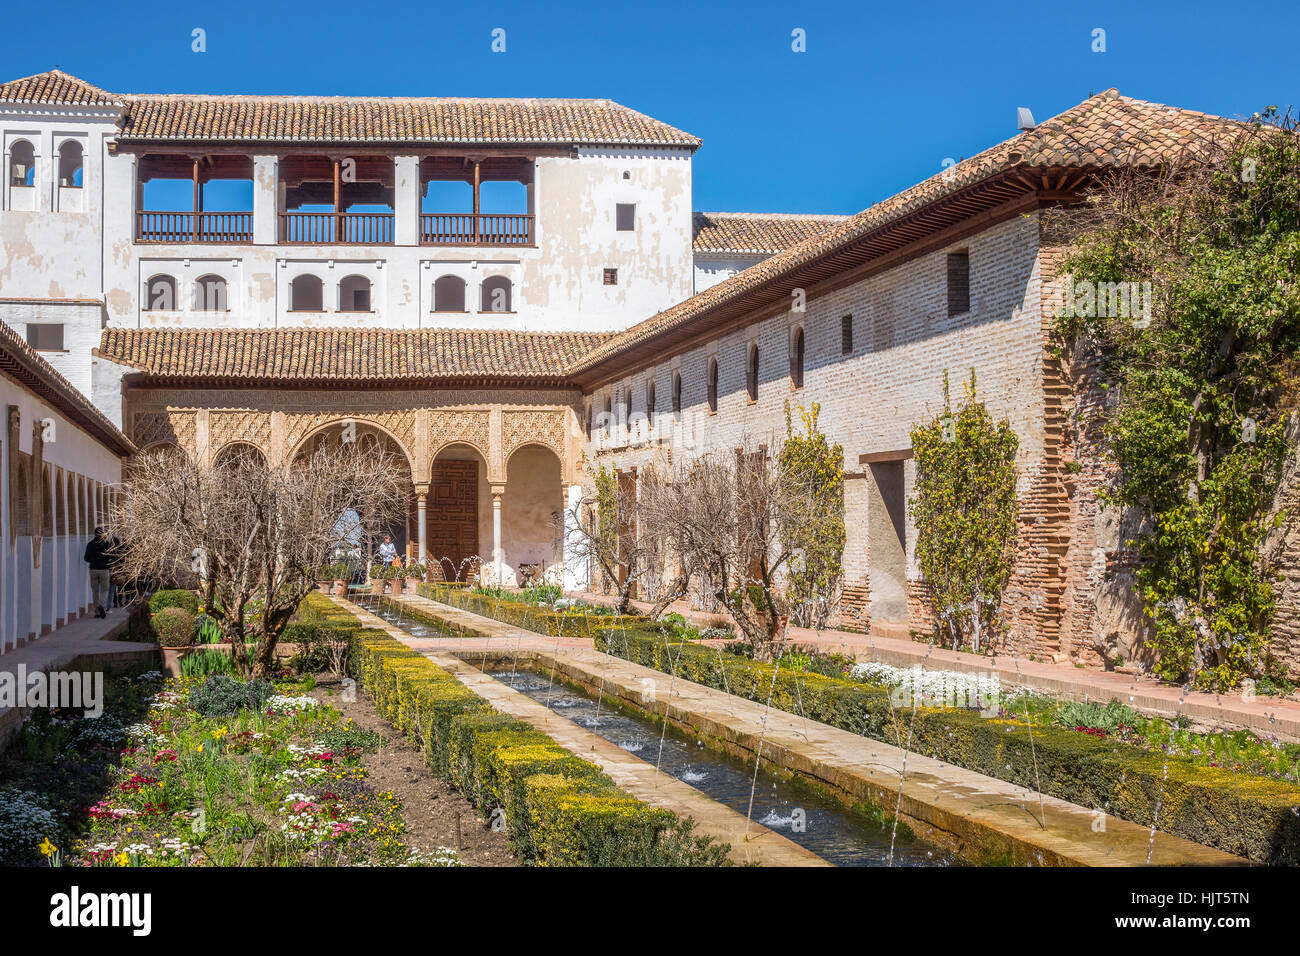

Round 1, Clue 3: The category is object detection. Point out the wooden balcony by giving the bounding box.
[136,211,253,243]
[280,212,394,244]
[420,213,533,246]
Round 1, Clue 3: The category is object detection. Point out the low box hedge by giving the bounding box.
[418,584,641,639]
[348,627,728,866]
[595,627,1300,865]
[149,588,201,614]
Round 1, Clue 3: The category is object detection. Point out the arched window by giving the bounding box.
[746,343,759,402]
[707,357,719,413]
[646,380,656,429]
[58,140,83,187]
[339,275,371,312]
[481,275,512,313]
[9,140,35,187]
[584,402,592,441]
[789,326,805,388]
[193,274,227,311]
[144,275,177,311]
[672,371,682,414]
[623,388,632,428]
[290,274,324,312]
[433,275,466,313]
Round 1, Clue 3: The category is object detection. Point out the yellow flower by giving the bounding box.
[212,727,229,740]
[38,838,57,858]
[115,852,129,867]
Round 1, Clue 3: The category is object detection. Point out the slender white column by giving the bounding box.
[393,155,421,246]
[253,155,279,244]
[562,483,586,592]
[415,484,429,568]
[491,485,504,585]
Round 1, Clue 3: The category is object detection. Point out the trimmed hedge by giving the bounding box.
[152,607,196,648]
[149,589,201,614]
[596,627,1300,865]
[348,627,729,866]
[419,584,641,639]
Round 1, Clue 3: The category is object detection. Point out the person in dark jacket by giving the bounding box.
[84,527,114,618]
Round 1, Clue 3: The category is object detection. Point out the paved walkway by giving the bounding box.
[0,607,157,748]
[340,593,1246,866]
[572,590,1300,742]
[338,597,825,866]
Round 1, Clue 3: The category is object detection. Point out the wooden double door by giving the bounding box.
[427,460,479,581]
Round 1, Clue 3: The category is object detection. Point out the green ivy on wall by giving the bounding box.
[777,403,846,629]
[910,370,1020,653]
[1055,108,1300,690]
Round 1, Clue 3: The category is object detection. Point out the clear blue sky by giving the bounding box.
[4,0,1296,215]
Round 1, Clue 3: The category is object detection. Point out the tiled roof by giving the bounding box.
[692,212,850,254]
[97,327,610,385]
[0,69,122,106]
[0,70,699,147]
[117,94,699,147]
[573,90,1248,377]
[0,320,135,456]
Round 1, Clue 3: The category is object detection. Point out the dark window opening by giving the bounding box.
[616,203,636,231]
[672,371,682,414]
[789,327,805,388]
[339,275,371,312]
[433,275,467,312]
[841,314,853,354]
[603,268,618,285]
[746,344,759,401]
[947,251,970,317]
[26,324,64,351]
[290,274,324,312]
[707,358,719,413]
[481,275,512,312]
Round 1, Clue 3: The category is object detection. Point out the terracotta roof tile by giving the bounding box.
[573,90,1249,375]
[0,69,122,106]
[692,212,850,254]
[0,320,134,455]
[97,327,609,384]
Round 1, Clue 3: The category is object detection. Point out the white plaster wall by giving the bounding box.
[0,300,103,397]
[693,254,764,293]
[1,374,123,650]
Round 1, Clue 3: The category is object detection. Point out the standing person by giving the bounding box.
[378,534,399,568]
[84,527,114,618]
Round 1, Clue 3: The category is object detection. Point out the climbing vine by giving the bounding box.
[1053,108,1300,690]
[777,403,846,629]
[910,370,1020,653]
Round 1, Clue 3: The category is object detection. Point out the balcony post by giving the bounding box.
[394,155,420,246]
[191,158,200,242]
[333,158,342,244]
[472,160,480,243]
[252,155,278,244]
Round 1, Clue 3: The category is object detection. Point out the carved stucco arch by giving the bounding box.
[288,417,417,476]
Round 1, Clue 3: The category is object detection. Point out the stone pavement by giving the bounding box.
[339,593,1246,866]
[0,607,158,749]
[572,590,1300,742]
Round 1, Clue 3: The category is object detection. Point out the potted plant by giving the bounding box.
[329,562,350,596]
[315,564,332,594]
[405,562,426,593]
[368,563,387,595]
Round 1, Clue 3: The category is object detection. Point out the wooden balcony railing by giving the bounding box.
[280,212,394,244]
[420,213,533,246]
[136,211,254,243]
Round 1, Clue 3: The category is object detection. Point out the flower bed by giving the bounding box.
[594,627,1300,864]
[348,628,729,866]
[0,664,461,867]
[417,584,641,640]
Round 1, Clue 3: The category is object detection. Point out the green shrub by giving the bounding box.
[180,648,236,679]
[149,589,201,614]
[152,607,196,648]
[349,628,729,866]
[420,584,641,639]
[1054,699,1143,735]
[595,627,1300,864]
[189,675,275,717]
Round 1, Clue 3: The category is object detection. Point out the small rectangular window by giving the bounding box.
[616,203,636,231]
[841,314,853,354]
[26,324,64,351]
[603,268,619,286]
[947,251,970,317]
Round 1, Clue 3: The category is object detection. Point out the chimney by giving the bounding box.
[1017,107,1036,131]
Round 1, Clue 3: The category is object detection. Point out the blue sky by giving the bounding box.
[4,0,1296,214]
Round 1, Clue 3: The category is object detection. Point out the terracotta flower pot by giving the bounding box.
[406,577,422,593]
[369,580,384,595]
[332,579,347,596]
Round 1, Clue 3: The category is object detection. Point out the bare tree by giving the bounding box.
[638,438,835,660]
[563,462,690,616]
[114,442,407,677]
